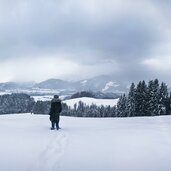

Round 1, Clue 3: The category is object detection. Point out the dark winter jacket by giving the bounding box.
[49,98,62,122]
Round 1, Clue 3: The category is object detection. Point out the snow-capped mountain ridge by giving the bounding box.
[102,81,119,92]
[0,75,126,95]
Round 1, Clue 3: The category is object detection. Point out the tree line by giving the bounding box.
[117,79,171,117]
[0,79,171,117]
[0,93,34,114]
[60,102,117,117]
[61,79,171,117]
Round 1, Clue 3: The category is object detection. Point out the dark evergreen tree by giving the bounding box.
[147,79,160,116]
[33,101,51,114]
[0,93,35,114]
[99,105,105,117]
[165,92,171,115]
[117,94,127,117]
[158,82,169,115]
[126,83,136,117]
[77,101,85,117]
[61,103,70,116]
[135,81,147,116]
[110,106,117,117]
[91,104,99,117]
[104,105,111,117]
[140,80,148,116]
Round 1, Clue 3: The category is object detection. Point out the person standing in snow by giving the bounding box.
[49,95,62,130]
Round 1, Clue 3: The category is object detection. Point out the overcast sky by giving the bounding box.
[0,0,171,84]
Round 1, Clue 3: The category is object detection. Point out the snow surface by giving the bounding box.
[0,88,60,95]
[63,97,118,108]
[1,114,171,171]
[32,95,67,101]
[0,91,11,95]
[32,95,53,102]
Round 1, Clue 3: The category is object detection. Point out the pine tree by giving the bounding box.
[168,93,171,115]
[110,106,117,117]
[147,79,160,116]
[135,81,143,116]
[134,80,149,116]
[158,82,169,115]
[141,80,148,116]
[126,83,136,117]
[90,104,98,117]
[104,105,111,117]
[77,101,85,117]
[164,92,171,115]
[117,94,128,117]
[99,105,105,117]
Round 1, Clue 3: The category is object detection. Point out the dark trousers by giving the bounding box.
[51,115,60,129]
[51,121,59,129]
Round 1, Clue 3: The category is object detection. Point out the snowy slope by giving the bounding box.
[63,97,119,108]
[0,114,171,171]
[32,95,53,101]
[31,96,119,106]
[102,81,119,92]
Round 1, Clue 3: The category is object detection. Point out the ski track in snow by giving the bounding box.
[31,130,68,171]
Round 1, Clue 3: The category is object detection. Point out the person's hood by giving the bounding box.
[51,98,61,103]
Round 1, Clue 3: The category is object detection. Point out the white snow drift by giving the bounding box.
[0,114,171,171]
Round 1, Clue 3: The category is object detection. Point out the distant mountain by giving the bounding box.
[0,82,35,91]
[32,75,127,93]
[0,75,127,95]
[75,75,126,93]
[34,79,75,90]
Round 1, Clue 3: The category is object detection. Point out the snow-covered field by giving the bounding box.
[0,114,171,171]
[32,95,53,101]
[63,97,118,108]
[31,96,119,107]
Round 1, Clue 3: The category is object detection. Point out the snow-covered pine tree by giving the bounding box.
[135,81,143,116]
[146,80,153,116]
[99,105,105,117]
[134,81,140,116]
[60,103,70,116]
[134,80,149,116]
[141,80,148,116]
[33,100,51,114]
[117,94,128,117]
[104,105,111,117]
[77,101,85,117]
[147,79,160,116]
[126,83,136,117]
[158,82,169,115]
[110,106,117,117]
[0,93,35,114]
[167,93,171,115]
[90,104,99,117]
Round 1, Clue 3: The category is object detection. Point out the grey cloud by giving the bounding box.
[0,0,171,84]
[0,0,161,60]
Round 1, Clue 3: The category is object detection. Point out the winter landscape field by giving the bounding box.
[1,0,171,171]
[64,97,118,108]
[1,114,171,171]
